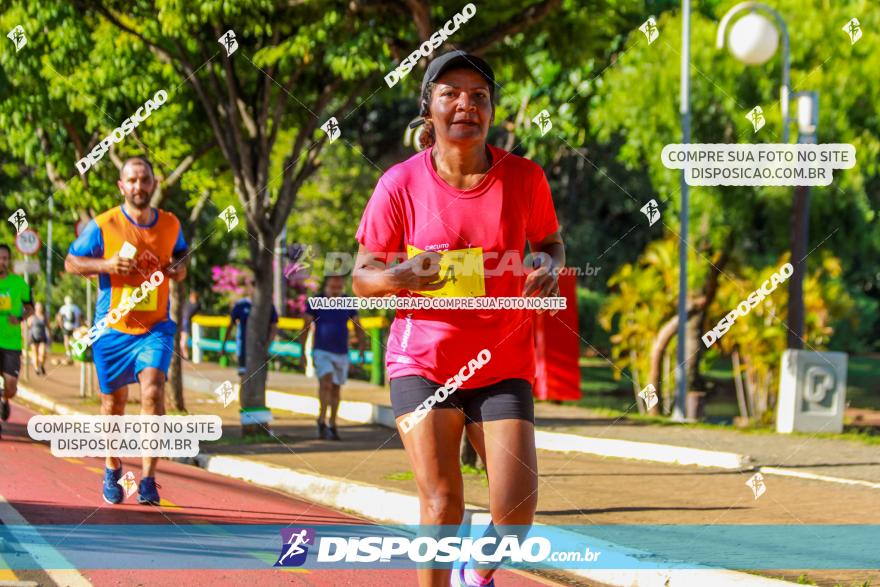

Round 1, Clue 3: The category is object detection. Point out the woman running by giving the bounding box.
[353,50,564,587]
[27,302,49,376]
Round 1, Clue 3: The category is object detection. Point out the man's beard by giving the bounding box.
[127,192,152,209]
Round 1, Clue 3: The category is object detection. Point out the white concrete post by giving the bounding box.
[192,322,203,364]
[777,350,847,433]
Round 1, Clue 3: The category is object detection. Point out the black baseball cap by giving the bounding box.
[409,50,496,129]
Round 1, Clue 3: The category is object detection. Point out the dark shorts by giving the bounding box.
[0,349,21,378]
[390,376,534,424]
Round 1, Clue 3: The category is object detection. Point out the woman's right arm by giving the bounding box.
[352,245,446,298]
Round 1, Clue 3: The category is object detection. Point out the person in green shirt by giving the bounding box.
[0,243,34,425]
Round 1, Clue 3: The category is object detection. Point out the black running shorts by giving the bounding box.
[0,349,21,378]
[390,376,534,424]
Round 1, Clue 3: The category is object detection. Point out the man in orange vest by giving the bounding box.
[65,156,187,506]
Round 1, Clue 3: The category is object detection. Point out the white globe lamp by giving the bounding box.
[727,12,779,65]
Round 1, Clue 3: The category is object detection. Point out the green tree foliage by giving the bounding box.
[602,233,853,418]
[591,0,880,353]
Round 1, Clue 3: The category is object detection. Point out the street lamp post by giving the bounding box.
[45,195,54,320]
[673,0,692,422]
[717,2,815,349]
[717,3,790,143]
[789,91,819,349]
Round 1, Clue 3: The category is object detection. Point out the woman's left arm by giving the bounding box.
[523,230,565,314]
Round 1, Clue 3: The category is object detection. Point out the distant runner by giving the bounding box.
[0,243,34,435]
[220,276,278,376]
[300,275,366,440]
[180,290,201,360]
[27,302,50,376]
[65,156,187,505]
[56,295,82,364]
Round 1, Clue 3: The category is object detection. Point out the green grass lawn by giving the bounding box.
[574,354,880,419]
[704,354,880,411]
[842,355,880,410]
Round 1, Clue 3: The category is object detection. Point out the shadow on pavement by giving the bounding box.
[536,505,750,516]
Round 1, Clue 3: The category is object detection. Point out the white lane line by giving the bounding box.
[0,491,92,587]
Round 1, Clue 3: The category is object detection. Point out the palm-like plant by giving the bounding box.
[600,236,711,413]
[713,253,853,423]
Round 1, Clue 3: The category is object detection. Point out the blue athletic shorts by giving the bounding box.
[92,320,177,394]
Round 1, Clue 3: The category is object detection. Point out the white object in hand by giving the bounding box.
[119,241,138,259]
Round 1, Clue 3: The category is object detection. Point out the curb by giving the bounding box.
[184,374,751,469]
[195,453,798,587]
[14,384,88,417]
[265,389,398,429]
[534,430,749,469]
[759,466,880,489]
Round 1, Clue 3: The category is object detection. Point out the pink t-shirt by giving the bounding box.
[355,144,559,389]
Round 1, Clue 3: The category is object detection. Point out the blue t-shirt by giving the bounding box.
[230,299,278,353]
[307,302,357,355]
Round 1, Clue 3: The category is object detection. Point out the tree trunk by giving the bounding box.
[687,233,736,392]
[763,370,774,418]
[684,311,704,389]
[161,190,207,414]
[166,279,187,413]
[629,349,644,414]
[648,314,684,415]
[647,297,707,416]
[662,348,672,415]
[241,246,275,435]
[732,348,749,422]
[744,362,761,420]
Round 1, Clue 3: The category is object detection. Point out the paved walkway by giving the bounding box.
[179,359,880,484]
[19,357,880,483]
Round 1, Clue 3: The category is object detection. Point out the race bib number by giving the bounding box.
[120,286,158,312]
[406,245,486,298]
[0,294,10,312]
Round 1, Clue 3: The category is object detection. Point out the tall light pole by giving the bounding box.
[45,195,54,319]
[673,0,692,421]
[717,2,814,349]
[789,91,819,348]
